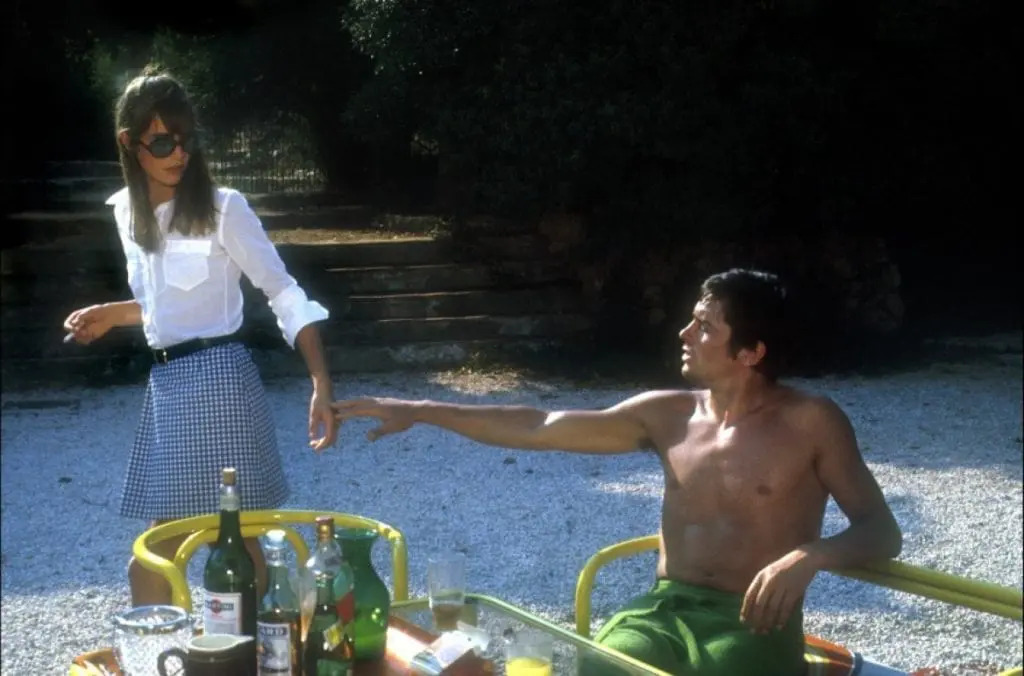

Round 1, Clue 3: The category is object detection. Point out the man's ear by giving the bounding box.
[740,341,767,368]
[118,131,133,151]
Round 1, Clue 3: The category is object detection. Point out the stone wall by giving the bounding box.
[536,212,906,371]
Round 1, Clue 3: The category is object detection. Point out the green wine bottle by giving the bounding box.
[202,467,257,638]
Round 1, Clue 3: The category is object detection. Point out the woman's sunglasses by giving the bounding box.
[138,133,197,159]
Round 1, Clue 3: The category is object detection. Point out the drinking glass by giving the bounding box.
[426,552,466,632]
[111,605,192,675]
[505,629,553,676]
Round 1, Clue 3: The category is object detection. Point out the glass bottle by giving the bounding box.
[335,528,390,662]
[258,529,302,675]
[202,467,257,637]
[303,516,355,676]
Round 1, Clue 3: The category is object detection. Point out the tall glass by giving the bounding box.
[427,552,466,632]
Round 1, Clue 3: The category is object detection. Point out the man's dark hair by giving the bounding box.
[700,268,790,381]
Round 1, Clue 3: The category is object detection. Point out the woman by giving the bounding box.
[62,67,338,606]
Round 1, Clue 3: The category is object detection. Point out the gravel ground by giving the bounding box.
[2,333,1021,675]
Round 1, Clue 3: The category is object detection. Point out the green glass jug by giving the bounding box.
[335,527,391,661]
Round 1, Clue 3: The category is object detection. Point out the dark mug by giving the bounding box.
[157,633,257,676]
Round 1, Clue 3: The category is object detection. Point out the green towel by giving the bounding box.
[581,579,806,676]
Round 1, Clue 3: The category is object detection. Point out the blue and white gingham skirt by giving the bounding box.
[119,342,289,520]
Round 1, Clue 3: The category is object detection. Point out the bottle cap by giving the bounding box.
[221,467,237,486]
[265,529,287,548]
[315,515,334,539]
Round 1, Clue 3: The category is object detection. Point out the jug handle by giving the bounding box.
[157,647,187,676]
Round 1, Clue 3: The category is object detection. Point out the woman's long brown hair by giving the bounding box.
[114,67,217,253]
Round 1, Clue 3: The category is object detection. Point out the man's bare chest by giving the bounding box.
[660,416,814,502]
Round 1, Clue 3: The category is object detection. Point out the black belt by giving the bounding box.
[152,332,243,365]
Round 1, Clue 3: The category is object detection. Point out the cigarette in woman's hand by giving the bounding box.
[63,333,76,344]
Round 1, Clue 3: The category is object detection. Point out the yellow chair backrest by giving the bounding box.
[133,509,409,612]
[574,534,1023,675]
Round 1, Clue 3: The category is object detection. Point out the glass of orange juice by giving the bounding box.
[505,629,553,676]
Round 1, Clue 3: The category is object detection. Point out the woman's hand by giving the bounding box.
[309,386,339,453]
[62,304,119,345]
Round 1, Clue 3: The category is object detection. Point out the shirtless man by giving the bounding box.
[332,268,903,675]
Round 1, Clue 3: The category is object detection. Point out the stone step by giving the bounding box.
[0,259,575,306]
[280,240,459,268]
[2,203,380,235]
[3,206,547,260]
[1,210,119,247]
[260,206,379,230]
[15,176,126,209]
[1,242,126,274]
[0,325,147,359]
[320,313,593,345]
[0,273,131,307]
[317,261,574,295]
[454,233,549,260]
[0,337,581,388]
[253,338,575,378]
[240,286,583,322]
[0,310,593,357]
[41,160,122,178]
[4,284,588,333]
[244,191,352,210]
[0,239,454,275]
[342,287,582,320]
[0,234,554,276]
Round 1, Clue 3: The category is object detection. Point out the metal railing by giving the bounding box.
[205,122,325,194]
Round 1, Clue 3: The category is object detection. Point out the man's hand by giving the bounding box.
[332,398,417,442]
[740,547,819,634]
[309,388,338,453]
[62,304,117,345]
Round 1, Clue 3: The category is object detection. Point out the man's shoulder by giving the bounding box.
[628,388,700,405]
[614,389,700,418]
[775,385,850,432]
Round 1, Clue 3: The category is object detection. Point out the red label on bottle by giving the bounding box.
[335,590,355,623]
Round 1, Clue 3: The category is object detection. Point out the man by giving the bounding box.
[332,269,903,675]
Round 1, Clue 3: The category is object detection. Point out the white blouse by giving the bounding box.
[105,187,329,349]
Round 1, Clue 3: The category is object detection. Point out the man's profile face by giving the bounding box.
[678,297,738,383]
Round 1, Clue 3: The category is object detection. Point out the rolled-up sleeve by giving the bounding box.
[218,190,329,347]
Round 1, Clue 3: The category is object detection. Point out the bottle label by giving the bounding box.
[257,621,294,675]
[322,620,344,651]
[203,590,242,635]
[334,590,355,624]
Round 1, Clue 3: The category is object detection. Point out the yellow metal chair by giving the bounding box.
[575,535,1023,676]
[132,509,409,612]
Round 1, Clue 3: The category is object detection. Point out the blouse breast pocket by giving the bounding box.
[163,238,213,291]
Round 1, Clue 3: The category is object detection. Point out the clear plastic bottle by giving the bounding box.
[302,516,355,676]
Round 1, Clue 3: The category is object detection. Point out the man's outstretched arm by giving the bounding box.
[332,390,688,454]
